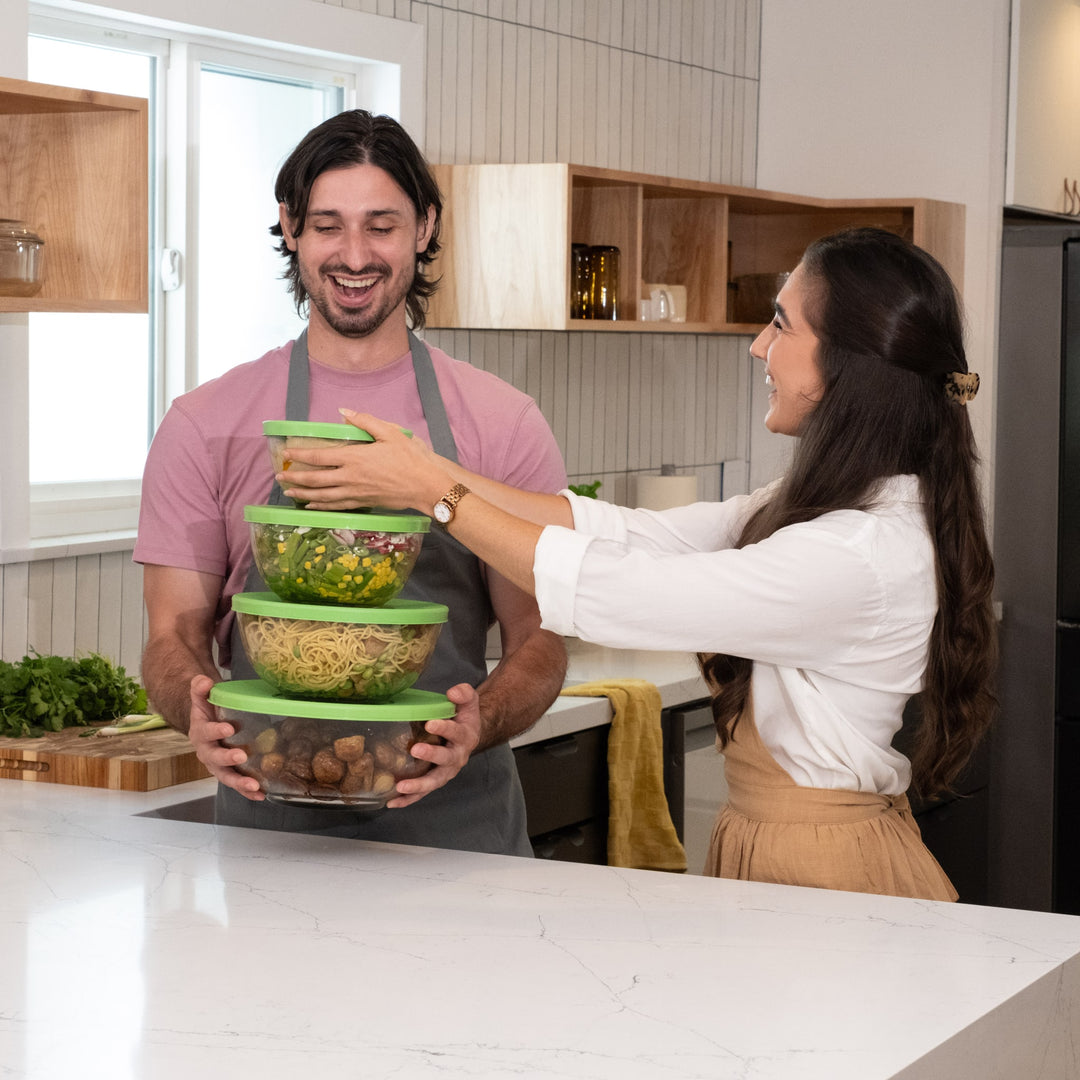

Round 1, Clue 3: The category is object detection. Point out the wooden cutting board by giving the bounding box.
[0,724,211,791]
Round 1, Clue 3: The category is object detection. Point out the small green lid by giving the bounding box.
[263,420,413,440]
[263,420,374,442]
[209,679,454,721]
[244,504,429,533]
[231,592,448,624]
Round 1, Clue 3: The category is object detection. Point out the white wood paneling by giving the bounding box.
[1,551,144,674]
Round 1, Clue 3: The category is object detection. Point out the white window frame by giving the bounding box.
[0,0,423,563]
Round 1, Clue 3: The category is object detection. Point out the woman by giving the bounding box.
[280,227,997,901]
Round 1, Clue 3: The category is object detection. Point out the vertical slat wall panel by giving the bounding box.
[49,559,77,659]
[1,551,144,674]
[1,562,29,664]
[26,561,55,657]
[73,555,102,658]
[1,0,760,675]
[119,556,145,677]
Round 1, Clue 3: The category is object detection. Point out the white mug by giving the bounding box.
[643,283,687,323]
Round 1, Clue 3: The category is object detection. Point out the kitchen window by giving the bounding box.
[1,0,422,555]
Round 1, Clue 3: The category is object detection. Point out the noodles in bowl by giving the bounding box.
[232,593,448,702]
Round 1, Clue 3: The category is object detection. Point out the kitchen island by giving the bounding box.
[3,644,1079,1078]
[2,771,1079,1080]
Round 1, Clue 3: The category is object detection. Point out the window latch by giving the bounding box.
[160,248,182,291]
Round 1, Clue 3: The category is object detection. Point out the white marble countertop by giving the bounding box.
[2,777,1080,1080]
[3,645,1079,1078]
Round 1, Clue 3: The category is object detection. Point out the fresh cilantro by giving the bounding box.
[0,652,147,739]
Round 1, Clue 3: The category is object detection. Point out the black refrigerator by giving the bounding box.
[993,213,1080,913]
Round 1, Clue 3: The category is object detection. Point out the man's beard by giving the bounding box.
[301,259,413,339]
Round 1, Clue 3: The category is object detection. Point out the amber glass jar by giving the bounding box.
[586,245,619,319]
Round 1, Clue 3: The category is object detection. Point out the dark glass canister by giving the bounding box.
[586,245,619,319]
[570,244,591,319]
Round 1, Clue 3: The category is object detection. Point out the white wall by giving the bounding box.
[755,0,1012,517]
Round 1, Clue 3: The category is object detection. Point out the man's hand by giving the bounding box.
[385,682,482,809]
[188,674,264,801]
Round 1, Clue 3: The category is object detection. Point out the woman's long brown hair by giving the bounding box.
[700,227,997,799]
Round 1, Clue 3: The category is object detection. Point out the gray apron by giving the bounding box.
[216,329,533,856]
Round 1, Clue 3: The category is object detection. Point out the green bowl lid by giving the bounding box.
[243,504,429,532]
[263,420,374,442]
[231,592,448,624]
[209,679,454,721]
[263,420,413,440]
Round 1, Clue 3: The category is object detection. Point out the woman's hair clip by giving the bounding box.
[944,371,979,404]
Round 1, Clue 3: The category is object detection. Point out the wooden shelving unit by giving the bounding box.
[0,76,148,314]
[427,163,965,333]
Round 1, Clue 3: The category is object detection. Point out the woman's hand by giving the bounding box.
[277,410,453,514]
[385,682,482,809]
[187,674,265,801]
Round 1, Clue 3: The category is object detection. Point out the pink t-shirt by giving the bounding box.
[134,339,567,665]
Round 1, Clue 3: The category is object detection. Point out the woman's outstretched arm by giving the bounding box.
[276,410,574,595]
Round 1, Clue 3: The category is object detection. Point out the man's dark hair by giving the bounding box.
[270,110,442,329]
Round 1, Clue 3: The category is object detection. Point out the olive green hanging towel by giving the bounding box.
[561,678,687,872]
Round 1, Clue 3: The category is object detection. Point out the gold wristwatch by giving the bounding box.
[432,482,471,525]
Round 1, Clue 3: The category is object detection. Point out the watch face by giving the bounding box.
[433,501,452,524]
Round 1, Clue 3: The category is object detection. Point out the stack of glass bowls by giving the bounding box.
[208,420,451,809]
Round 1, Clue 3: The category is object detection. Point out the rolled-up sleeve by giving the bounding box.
[533,499,894,673]
[533,525,594,636]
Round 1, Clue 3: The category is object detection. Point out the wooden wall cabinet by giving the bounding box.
[0,76,148,314]
[427,163,964,333]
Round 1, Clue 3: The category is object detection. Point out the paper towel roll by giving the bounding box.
[634,474,699,511]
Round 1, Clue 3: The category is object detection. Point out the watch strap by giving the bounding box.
[435,482,471,523]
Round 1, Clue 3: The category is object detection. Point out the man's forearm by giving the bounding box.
[474,629,567,751]
[141,636,220,735]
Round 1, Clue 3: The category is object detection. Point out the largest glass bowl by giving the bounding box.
[232,592,448,702]
[246,505,429,607]
[208,680,454,809]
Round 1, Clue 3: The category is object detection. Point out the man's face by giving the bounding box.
[279,163,434,340]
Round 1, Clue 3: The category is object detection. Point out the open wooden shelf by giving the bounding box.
[0,76,148,313]
[427,163,965,333]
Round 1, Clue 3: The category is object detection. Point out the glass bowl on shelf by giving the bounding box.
[0,219,45,297]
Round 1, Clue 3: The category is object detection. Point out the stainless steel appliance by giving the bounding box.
[667,699,726,874]
[993,212,1080,912]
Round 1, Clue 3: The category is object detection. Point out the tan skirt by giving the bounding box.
[704,707,958,902]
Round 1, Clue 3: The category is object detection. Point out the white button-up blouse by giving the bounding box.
[533,475,937,795]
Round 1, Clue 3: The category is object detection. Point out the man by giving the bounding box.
[134,110,568,854]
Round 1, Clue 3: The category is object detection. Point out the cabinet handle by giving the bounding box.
[534,826,586,859]
[539,737,579,759]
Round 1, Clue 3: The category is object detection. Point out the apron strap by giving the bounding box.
[409,330,459,464]
[263,329,312,508]
[285,327,310,421]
